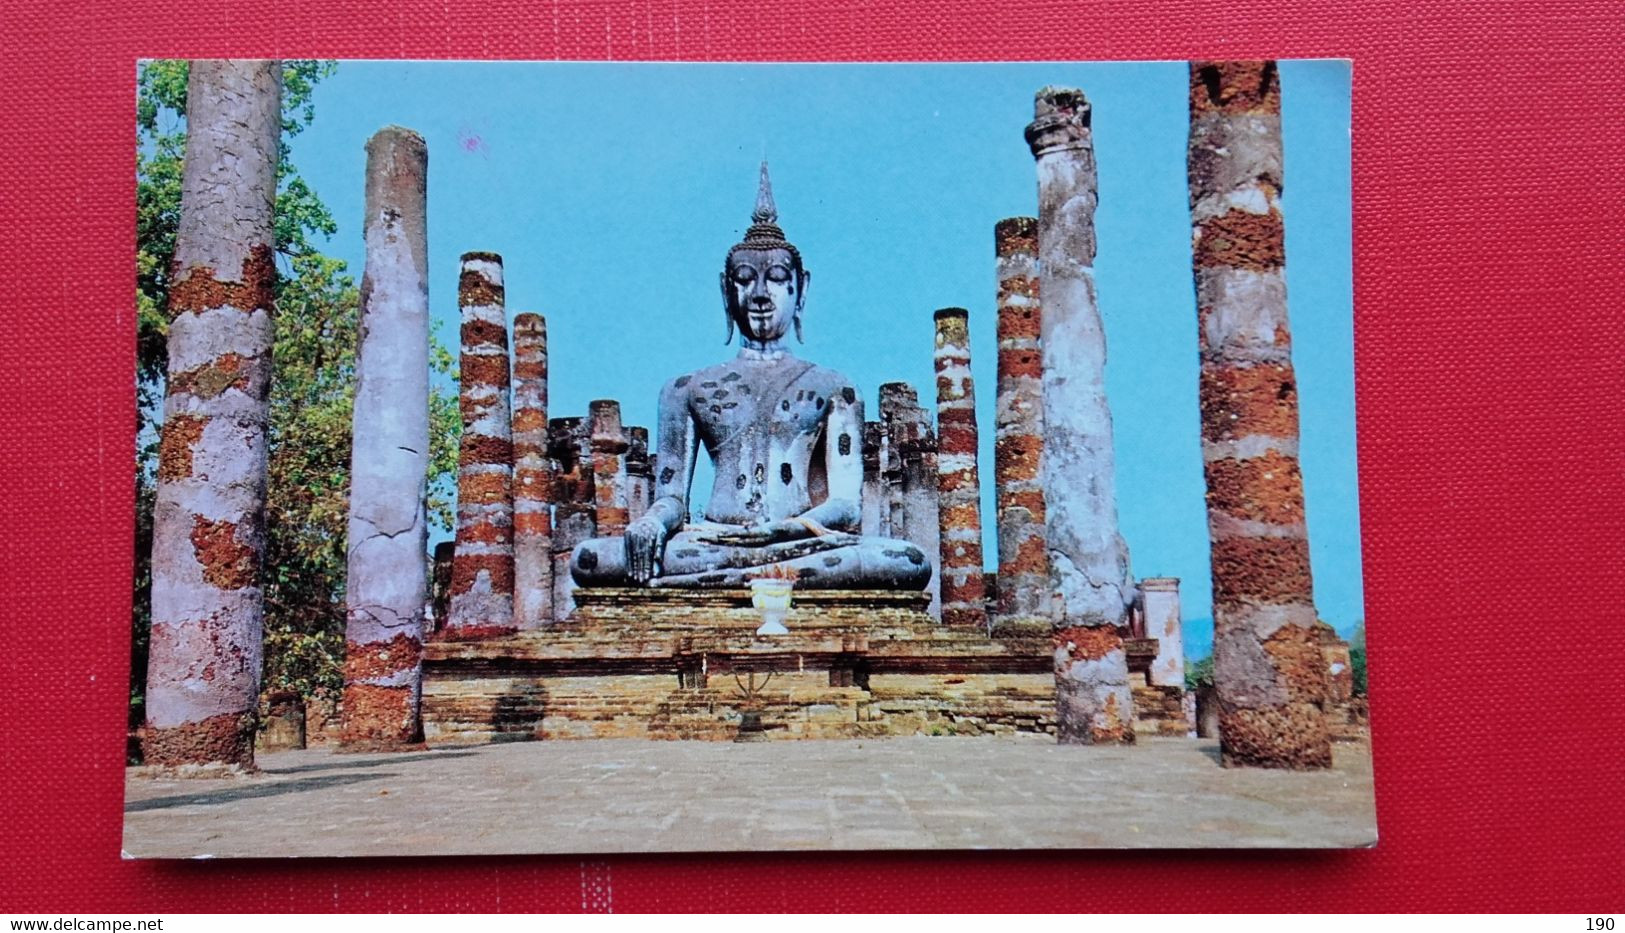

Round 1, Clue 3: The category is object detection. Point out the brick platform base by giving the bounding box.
[1132,684,1195,738]
[422,587,1067,743]
[421,588,1202,744]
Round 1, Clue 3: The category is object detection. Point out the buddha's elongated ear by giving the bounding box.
[793,267,810,343]
[720,270,735,344]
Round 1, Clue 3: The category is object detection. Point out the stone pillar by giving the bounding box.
[860,420,887,537]
[932,308,988,630]
[1027,86,1134,744]
[429,540,454,633]
[876,383,942,620]
[511,312,554,629]
[448,252,515,636]
[257,691,306,752]
[588,400,631,537]
[548,416,596,619]
[1188,60,1332,769]
[626,426,653,524]
[143,60,281,770]
[1141,578,1184,689]
[1318,623,1354,705]
[992,217,1049,634]
[341,126,430,747]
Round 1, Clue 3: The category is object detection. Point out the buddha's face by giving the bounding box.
[723,247,808,343]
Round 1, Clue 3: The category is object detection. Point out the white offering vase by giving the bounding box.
[749,578,794,636]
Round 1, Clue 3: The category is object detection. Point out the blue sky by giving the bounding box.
[285,60,1359,646]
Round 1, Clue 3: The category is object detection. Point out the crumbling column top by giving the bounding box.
[879,381,920,413]
[1189,61,1281,116]
[458,252,505,305]
[1141,577,1181,590]
[995,216,1039,253]
[1026,86,1092,157]
[934,309,972,349]
[626,426,652,473]
[588,399,626,446]
[365,124,425,150]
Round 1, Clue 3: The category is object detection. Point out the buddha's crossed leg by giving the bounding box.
[571,526,931,590]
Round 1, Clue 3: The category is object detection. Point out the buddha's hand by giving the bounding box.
[698,519,806,547]
[625,516,668,585]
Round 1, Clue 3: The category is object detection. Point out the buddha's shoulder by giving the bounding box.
[795,361,858,395]
[661,362,731,397]
[660,358,856,400]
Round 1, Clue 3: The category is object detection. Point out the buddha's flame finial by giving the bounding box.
[753,160,777,225]
[730,160,797,260]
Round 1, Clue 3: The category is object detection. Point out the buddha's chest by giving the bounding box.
[687,373,832,457]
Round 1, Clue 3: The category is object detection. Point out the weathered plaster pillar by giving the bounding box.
[626,426,653,524]
[1027,86,1134,744]
[447,252,515,636]
[511,312,554,629]
[341,126,430,746]
[548,416,596,619]
[1188,60,1332,768]
[588,400,631,538]
[1141,577,1184,689]
[143,60,281,770]
[992,217,1050,634]
[933,308,988,630]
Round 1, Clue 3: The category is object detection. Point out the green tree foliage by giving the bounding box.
[134,61,461,730]
[1185,655,1214,692]
[1348,621,1367,696]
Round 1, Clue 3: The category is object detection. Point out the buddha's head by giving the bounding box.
[722,162,810,346]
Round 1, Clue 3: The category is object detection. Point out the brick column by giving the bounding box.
[511,312,554,629]
[548,416,596,620]
[448,252,515,637]
[933,308,988,630]
[1027,86,1134,744]
[341,126,430,746]
[992,217,1049,634]
[626,426,653,524]
[588,400,631,537]
[1188,60,1331,768]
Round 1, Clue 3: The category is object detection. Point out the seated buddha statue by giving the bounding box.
[571,163,932,591]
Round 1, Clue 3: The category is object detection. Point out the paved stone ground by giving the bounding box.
[123,736,1377,857]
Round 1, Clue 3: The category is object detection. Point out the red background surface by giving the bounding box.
[2,0,1621,913]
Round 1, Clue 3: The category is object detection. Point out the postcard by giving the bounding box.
[124,58,1370,856]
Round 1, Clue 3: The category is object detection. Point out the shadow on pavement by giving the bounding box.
[126,771,395,812]
[261,751,477,775]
